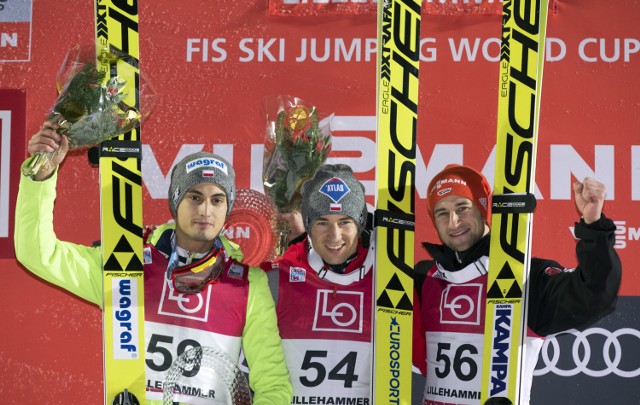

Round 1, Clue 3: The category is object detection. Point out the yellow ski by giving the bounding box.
[481,1,549,404]
[373,0,422,403]
[95,1,146,404]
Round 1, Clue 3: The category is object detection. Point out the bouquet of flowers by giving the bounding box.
[23,44,155,177]
[262,95,333,254]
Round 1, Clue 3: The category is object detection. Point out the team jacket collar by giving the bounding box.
[431,255,489,284]
[421,233,491,283]
[306,234,375,286]
[422,233,491,270]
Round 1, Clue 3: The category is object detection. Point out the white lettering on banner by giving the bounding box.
[222,226,250,239]
[546,38,567,62]
[423,0,502,2]
[633,146,640,200]
[250,143,264,191]
[239,38,285,62]
[549,145,615,199]
[281,0,378,4]
[612,221,640,249]
[421,38,437,62]
[140,119,633,207]
[279,0,505,3]
[0,111,11,238]
[448,37,571,63]
[578,38,640,63]
[614,223,627,249]
[1,33,18,47]
[628,227,640,242]
[459,36,637,63]
[186,38,227,62]
[182,36,640,63]
[296,38,377,62]
[449,37,501,62]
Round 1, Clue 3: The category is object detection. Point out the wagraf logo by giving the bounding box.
[112,278,140,359]
[490,305,512,396]
[185,157,228,175]
[388,317,401,404]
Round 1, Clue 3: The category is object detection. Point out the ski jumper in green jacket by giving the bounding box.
[15,151,292,404]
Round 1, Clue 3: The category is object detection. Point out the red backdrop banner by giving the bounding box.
[268,0,502,16]
[0,1,638,403]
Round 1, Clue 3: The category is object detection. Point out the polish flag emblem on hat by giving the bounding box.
[202,170,214,178]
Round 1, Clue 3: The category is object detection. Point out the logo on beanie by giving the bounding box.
[185,157,228,175]
[319,177,351,204]
[430,177,467,196]
[172,187,181,205]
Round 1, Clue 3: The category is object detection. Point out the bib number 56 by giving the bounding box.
[434,342,478,382]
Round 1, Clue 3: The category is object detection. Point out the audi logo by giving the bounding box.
[534,328,640,378]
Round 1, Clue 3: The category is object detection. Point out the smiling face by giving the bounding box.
[433,195,490,252]
[309,214,360,265]
[174,183,228,253]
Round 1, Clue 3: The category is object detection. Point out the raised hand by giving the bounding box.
[573,177,607,224]
[27,120,69,180]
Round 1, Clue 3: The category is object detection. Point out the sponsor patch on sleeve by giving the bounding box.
[544,266,573,276]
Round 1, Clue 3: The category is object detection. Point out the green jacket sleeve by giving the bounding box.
[14,167,103,307]
[243,266,293,404]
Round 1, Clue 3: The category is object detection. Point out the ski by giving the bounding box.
[95,1,146,404]
[480,0,549,404]
[373,0,422,403]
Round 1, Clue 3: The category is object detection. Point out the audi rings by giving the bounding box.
[534,327,640,378]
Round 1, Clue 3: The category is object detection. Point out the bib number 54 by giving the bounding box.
[300,350,359,388]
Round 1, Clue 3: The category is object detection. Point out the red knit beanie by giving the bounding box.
[426,164,492,225]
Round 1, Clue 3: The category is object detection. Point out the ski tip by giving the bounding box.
[111,389,140,405]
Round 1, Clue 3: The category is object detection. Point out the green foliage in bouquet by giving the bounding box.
[52,62,107,123]
[23,46,145,177]
[263,104,332,214]
[49,62,133,146]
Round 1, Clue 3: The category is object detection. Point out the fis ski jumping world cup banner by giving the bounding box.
[1,0,639,404]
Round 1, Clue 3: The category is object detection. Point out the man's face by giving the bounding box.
[433,195,489,252]
[174,183,228,253]
[309,214,359,265]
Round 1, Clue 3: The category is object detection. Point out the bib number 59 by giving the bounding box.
[146,334,201,377]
